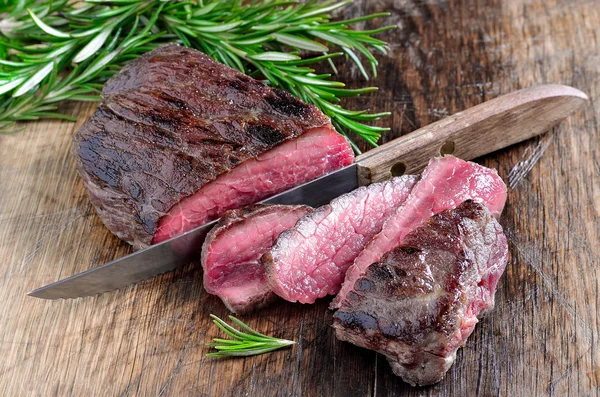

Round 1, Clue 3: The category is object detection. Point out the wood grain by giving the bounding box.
[1,0,599,396]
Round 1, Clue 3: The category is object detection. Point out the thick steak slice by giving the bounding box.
[333,156,506,309]
[263,176,417,304]
[74,44,353,249]
[153,127,351,244]
[202,204,311,314]
[333,201,509,386]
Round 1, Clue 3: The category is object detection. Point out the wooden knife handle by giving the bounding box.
[354,84,588,185]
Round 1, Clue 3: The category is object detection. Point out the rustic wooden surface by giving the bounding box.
[1,0,599,395]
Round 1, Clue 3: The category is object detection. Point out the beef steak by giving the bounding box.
[74,44,353,249]
[202,204,311,314]
[333,201,509,386]
[263,176,417,304]
[333,156,507,309]
[153,126,351,244]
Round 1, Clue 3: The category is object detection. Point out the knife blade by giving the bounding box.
[28,84,588,299]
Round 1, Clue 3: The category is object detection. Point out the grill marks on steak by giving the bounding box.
[153,126,353,244]
[74,44,353,249]
[201,204,312,314]
[333,156,507,309]
[263,176,418,304]
[333,201,509,386]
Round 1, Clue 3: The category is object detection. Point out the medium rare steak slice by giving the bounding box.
[333,156,506,309]
[333,201,509,386]
[263,176,417,304]
[74,44,353,249]
[153,127,351,244]
[202,204,311,314]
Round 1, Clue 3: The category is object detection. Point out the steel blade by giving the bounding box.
[28,164,358,299]
[27,220,216,299]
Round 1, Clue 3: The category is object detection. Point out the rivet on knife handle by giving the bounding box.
[354,84,588,185]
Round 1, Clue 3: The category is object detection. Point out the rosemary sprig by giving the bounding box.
[0,0,393,148]
[206,314,295,357]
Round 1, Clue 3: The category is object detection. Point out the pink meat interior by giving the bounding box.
[334,156,507,308]
[203,206,310,311]
[153,126,354,243]
[266,176,417,304]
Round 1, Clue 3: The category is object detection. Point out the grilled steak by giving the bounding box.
[74,44,353,249]
[153,127,351,244]
[333,156,507,309]
[202,204,311,314]
[263,176,418,304]
[333,201,509,386]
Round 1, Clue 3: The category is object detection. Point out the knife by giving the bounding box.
[28,84,588,299]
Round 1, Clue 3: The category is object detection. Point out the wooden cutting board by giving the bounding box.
[1,0,599,395]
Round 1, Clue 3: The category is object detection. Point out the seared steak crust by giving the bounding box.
[333,156,507,309]
[74,44,330,248]
[333,201,509,386]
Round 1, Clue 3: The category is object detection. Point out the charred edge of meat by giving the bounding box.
[332,200,508,386]
[265,90,311,117]
[245,124,287,146]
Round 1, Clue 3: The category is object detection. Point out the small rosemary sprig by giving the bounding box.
[206,314,295,357]
[0,0,393,148]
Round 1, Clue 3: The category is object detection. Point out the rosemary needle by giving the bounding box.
[206,314,296,358]
[0,0,394,148]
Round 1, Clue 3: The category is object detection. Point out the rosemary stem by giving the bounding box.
[0,0,393,147]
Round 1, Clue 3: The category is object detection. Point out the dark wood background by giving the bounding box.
[1,0,599,395]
